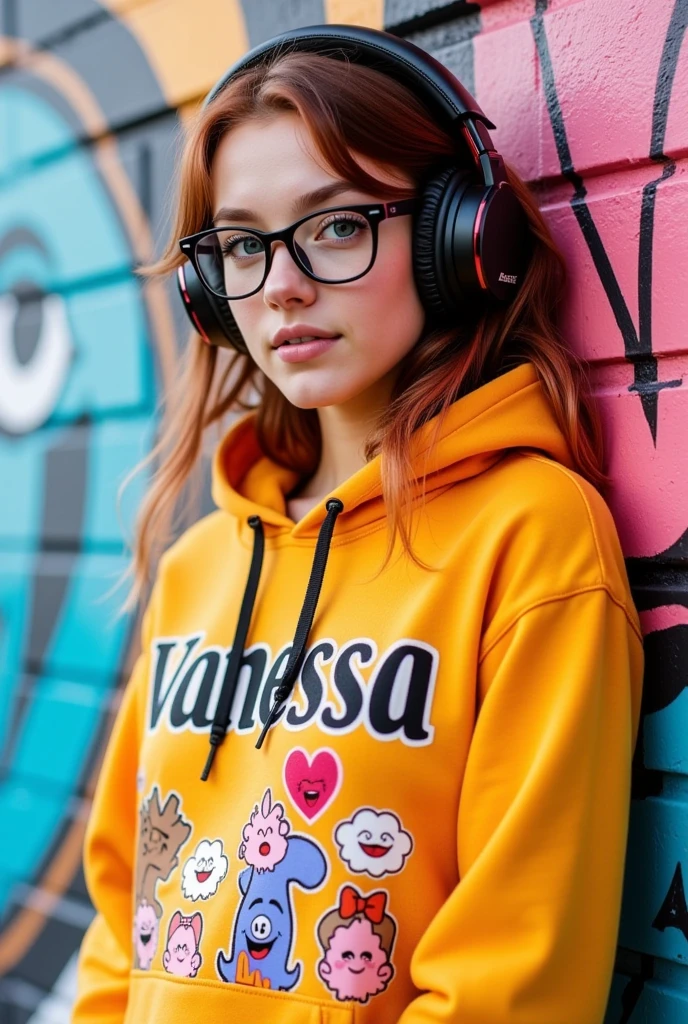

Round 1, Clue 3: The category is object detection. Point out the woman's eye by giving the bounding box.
[221,234,263,259]
[317,215,366,241]
[361,951,373,962]
[342,950,355,960]
[330,220,356,238]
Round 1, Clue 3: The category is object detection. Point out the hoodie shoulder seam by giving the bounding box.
[479,585,644,662]
[521,452,605,574]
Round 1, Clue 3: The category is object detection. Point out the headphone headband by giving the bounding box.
[204,24,503,189]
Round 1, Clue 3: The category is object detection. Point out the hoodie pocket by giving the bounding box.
[127,970,354,1023]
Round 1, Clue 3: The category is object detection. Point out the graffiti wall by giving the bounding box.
[0,0,685,1020]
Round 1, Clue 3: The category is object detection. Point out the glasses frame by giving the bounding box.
[178,198,417,301]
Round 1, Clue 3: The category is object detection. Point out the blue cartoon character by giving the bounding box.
[216,788,327,990]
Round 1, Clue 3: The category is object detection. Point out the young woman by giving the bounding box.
[73,25,643,1024]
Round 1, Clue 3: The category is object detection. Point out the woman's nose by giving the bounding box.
[262,240,317,309]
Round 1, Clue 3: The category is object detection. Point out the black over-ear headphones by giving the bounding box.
[176,24,534,352]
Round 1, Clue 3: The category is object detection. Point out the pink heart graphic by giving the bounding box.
[283,748,342,823]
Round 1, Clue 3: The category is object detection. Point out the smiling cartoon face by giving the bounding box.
[162,912,203,978]
[245,902,283,962]
[318,918,393,1003]
[297,777,327,810]
[217,833,328,992]
[335,808,413,878]
[133,900,159,970]
[181,838,229,901]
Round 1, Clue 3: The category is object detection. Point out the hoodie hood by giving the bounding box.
[211,362,574,540]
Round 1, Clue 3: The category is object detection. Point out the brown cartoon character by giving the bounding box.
[317,885,396,1003]
[135,786,191,919]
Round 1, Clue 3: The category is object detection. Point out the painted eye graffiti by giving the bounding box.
[0,13,167,1012]
[0,280,73,435]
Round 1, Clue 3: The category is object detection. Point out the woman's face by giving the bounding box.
[210,113,425,412]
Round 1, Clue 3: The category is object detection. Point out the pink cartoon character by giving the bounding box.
[133,899,159,970]
[317,885,396,1003]
[162,910,203,978]
[238,788,290,872]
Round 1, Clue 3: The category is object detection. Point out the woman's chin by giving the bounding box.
[277,377,362,410]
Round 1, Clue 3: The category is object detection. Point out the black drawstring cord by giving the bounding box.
[201,514,264,781]
[255,497,344,750]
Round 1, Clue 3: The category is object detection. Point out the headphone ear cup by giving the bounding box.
[475,181,534,302]
[413,166,472,320]
[176,263,248,353]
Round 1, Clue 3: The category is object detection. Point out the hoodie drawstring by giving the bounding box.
[255,497,344,750]
[201,514,264,781]
[201,497,344,778]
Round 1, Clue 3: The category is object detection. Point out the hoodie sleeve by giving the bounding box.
[72,590,156,1024]
[398,586,643,1024]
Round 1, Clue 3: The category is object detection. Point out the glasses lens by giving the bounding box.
[293,210,373,282]
[195,229,266,299]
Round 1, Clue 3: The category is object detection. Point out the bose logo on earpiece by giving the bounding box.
[498,272,518,284]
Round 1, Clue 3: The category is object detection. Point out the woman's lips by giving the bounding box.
[276,336,342,362]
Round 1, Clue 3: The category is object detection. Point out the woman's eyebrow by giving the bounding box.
[212,181,359,225]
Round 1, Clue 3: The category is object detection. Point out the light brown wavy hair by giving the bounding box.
[121,50,605,613]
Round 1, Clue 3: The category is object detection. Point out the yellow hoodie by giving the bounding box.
[73,362,643,1024]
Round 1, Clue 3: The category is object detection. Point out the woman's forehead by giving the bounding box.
[211,113,410,224]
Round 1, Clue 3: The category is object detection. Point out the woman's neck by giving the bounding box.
[286,370,397,518]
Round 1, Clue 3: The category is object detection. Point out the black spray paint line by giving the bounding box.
[531,0,686,444]
[626,526,688,613]
[530,5,686,1019]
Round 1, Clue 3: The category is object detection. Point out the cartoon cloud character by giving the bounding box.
[217,790,327,990]
[317,885,396,1003]
[334,807,412,878]
[181,838,228,901]
[163,910,203,978]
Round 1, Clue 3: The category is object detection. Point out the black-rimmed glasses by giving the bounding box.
[178,199,417,301]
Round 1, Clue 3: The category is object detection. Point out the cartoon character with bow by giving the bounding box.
[162,910,203,978]
[317,884,396,1003]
